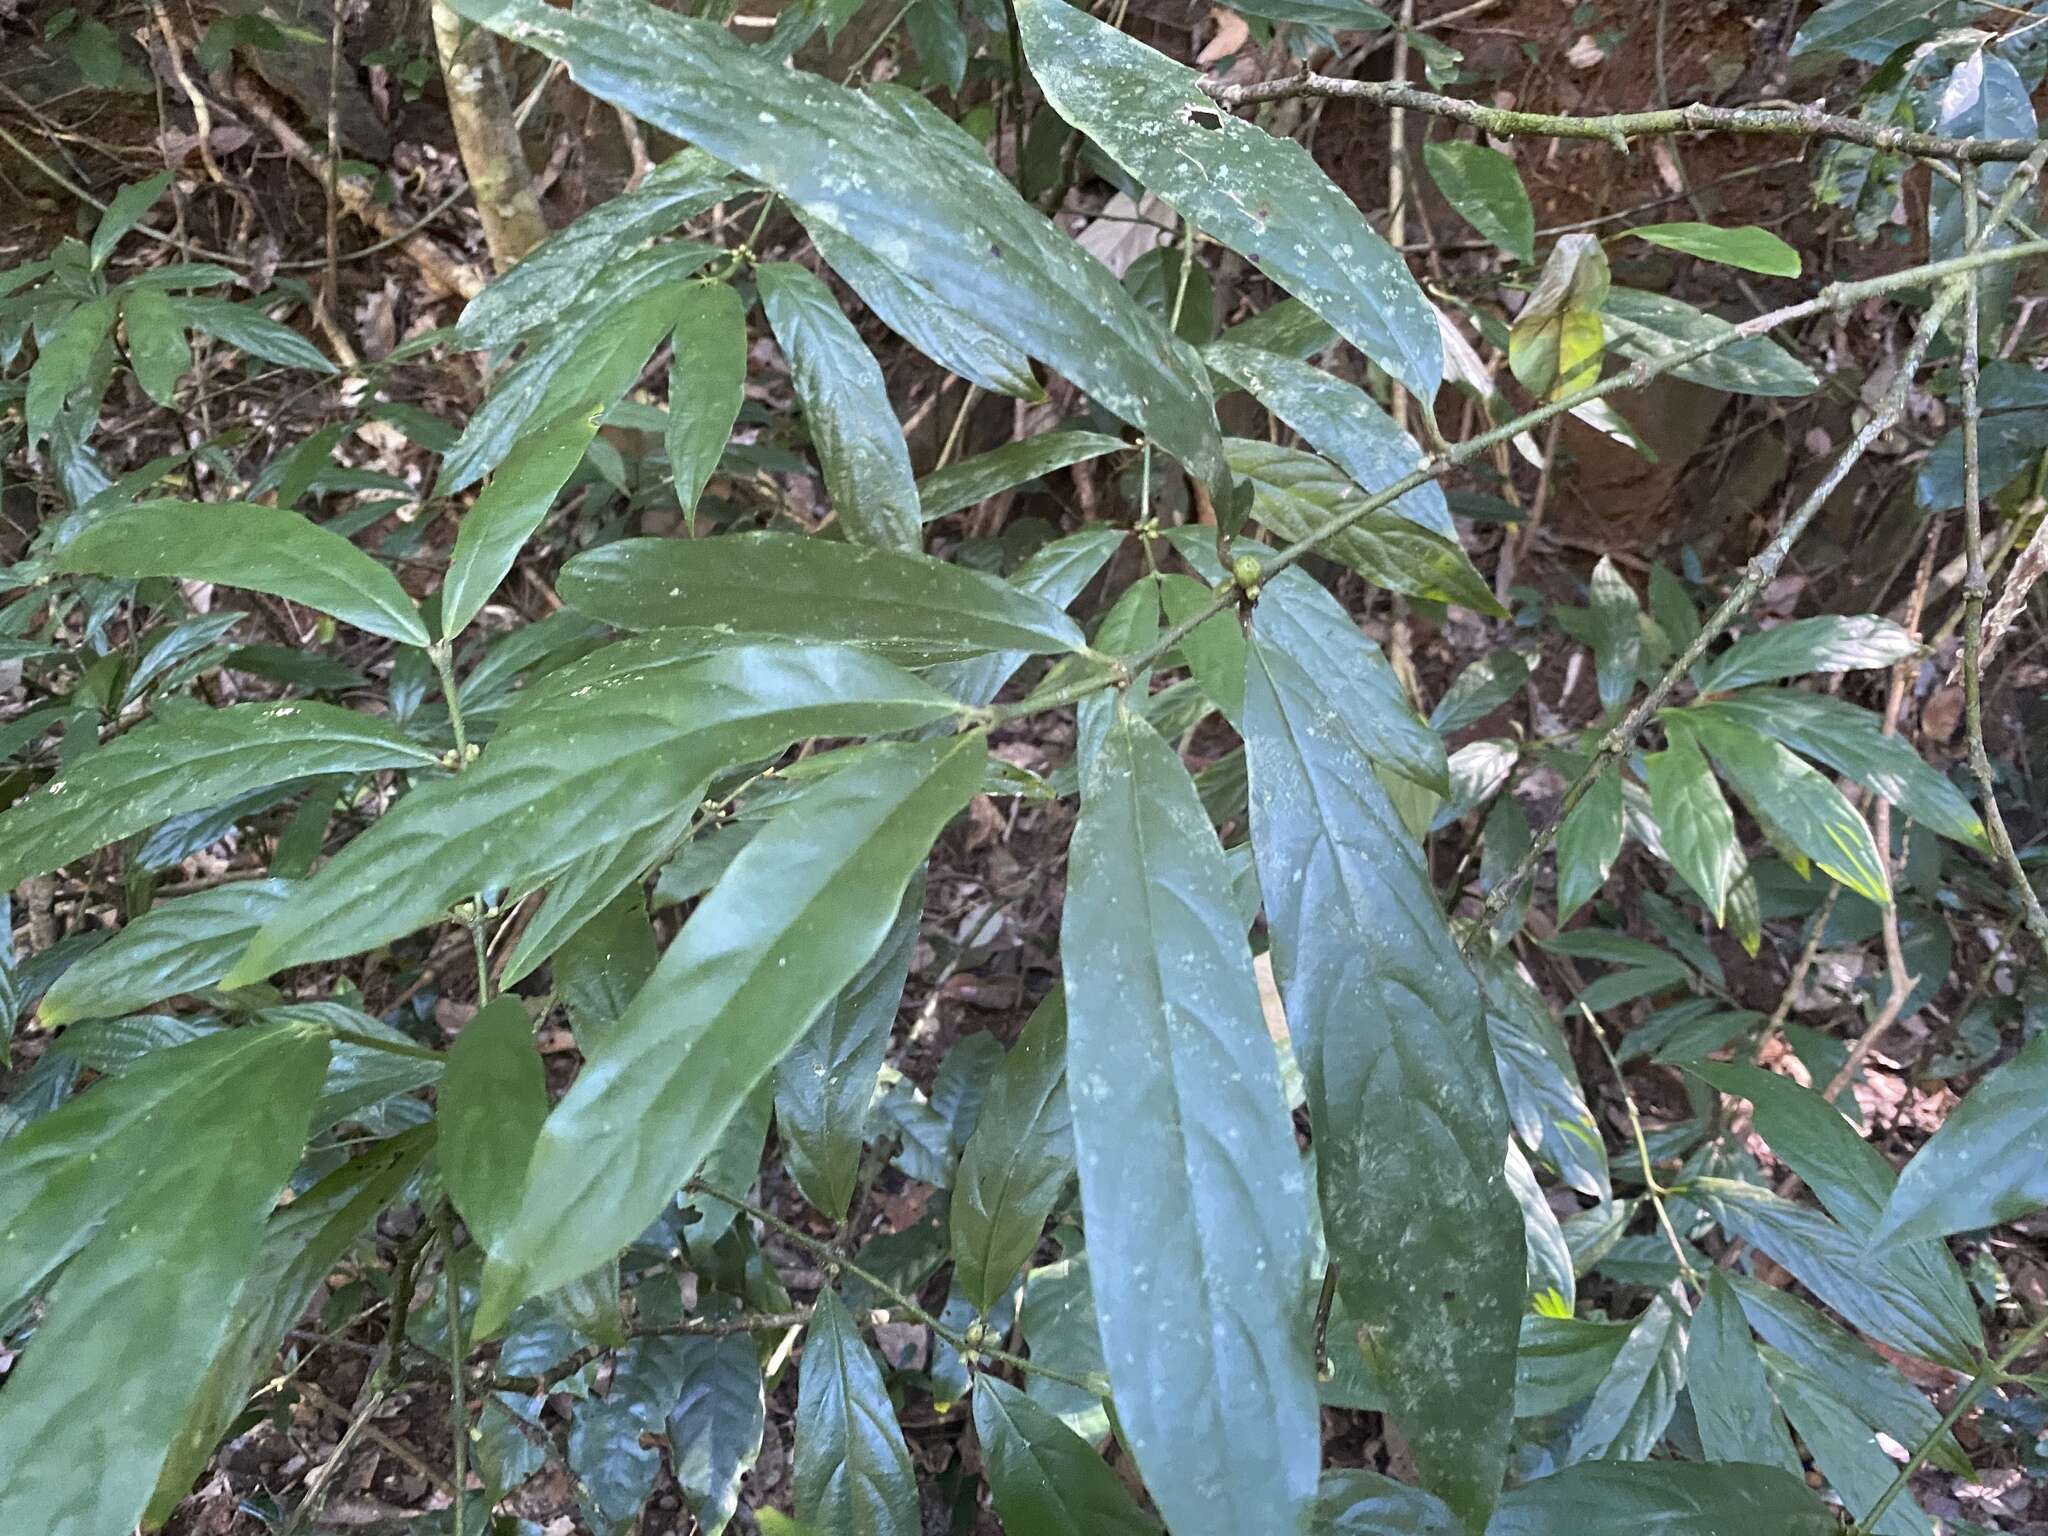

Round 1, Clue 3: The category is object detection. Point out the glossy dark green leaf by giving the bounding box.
[1506,1141,1574,1311]
[1585,556,1641,716]
[1207,343,1452,537]
[973,1376,1158,1536]
[440,997,546,1246]
[922,527,1124,710]
[122,286,190,405]
[1768,1354,1932,1536]
[1245,616,1519,1524]
[1224,0,1390,27]
[951,990,1073,1316]
[1698,615,1916,694]
[1424,142,1535,264]
[1562,1294,1685,1463]
[667,280,748,517]
[0,1022,329,1536]
[1315,1469,1460,1535]
[1602,289,1818,398]
[453,151,736,351]
[560,532,1085,663]
[1874,1029,2048,1245]
[555,888,661,1053]
[668,1333,766,1536]
[1687,711,1889,905]
[1488,1461,1837,1536]
[759,261,921,552]
[1687,1271,1802,1473]
[571,1336,692,1532]
[1018,1234,1110,1440]
[228,644,964,982]
[145,1129,433,1523]
[1064,707,1320,1536]
[1685,691,1981,847]
[1556,769,1623,920]
[1475,951,1608,1200]
[25,295,114,448]
[917,431,1125,521]
[1515,1315,1632,1419]
[445,0,1225,492]
[474,733,985,1329]
[776,884,920,1220]
[175,298,337,374]
[499,803,695,989]
[1628,222,1800,277]
[1694,1177,1981,1368]
[53,500,427,645]
[1430,651,1532,734]
[795,1291,919,1536]
[0,702,437,889]
[37,878,290,1026]
[1016,0,1438,400]
[1645,718,1743,924]
[1230,438,1501,615]
[90,172,172,268]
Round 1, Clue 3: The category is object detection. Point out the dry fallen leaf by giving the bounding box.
[1197,7,1251,65]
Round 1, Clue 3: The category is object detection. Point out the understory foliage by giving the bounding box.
[2,0,2047,1533]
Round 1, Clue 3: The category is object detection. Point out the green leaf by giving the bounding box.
[1424,142,1535,263]
[146,1129,433,1524]
[91,172,172,268]
[498,805,696,990]
[474,734,984,1329]
[121,286,191,405]
[0,701,437,889]
[668,1334,766,1536]
[1687,1271,1802,1474]
[973,1376,1159,1536]
[795,1291,919,1536]
[1506,1141,1575,1312]
[917,430,1125,522]
[1685,692,1981,847]
[1229,438,1502,616]
[1314,1469,1460,1534]
[1629,222,1800,277]
[54,500,428,645]
[1224,0,1391,29]
[1510,235,1608,399]
[1791,0,1946,61]
[1244,619,1516,1526]
[0,1023,329,1536]
[759,262,921,552]
[1685,711,1890,905]
[1476,951,1609,1200]
[227,643,965,983]
[1488,1461,1837,1536]
[1515,1315,1632,1418]
[444,0,1225,495]
[1430,651,1531,733]
[1698,615,1917,694]
[1556,769,1623,920]
[1644,718,1743,924]
[951,990,1074,1316]
[558,531,1087,661]
[923,527,1124,709]
[776,885,920,1221]
[1768,1354,1933,1536]
[554,889,661,1053]
[1015,0,1439,401]
[570,1336,690,1531]
[176,298,337,373]
[26,295,115,447]
[1694,1177,1981,1368]
[440,997,547,1247]
[37,878,290,1026]
[1064,708,1320,1536]
[1602,289,1818,397]
[1585,555,1641,717]
[453,151,737,351]
[1207,343,1452,537]
[1562,1294,1685,1464]
[1873,1029,2048,1245]
[667,281,749,517]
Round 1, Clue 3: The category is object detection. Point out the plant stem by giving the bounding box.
[436,1206,470,1536]
[430,641,471,762]
[1853,1309,2048,1535]
[1203,72,2043,163]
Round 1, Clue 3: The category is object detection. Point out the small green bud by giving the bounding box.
[1232,553,1264,589]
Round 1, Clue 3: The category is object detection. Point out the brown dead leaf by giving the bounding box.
[1197,7,1250,64]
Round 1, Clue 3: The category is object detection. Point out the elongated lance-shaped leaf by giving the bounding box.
[1873,1028,2048,1246]
[1644,717,1743,924]
[227,643,965,983]
[972,1376,1159,1536]
[0,701,438,889]
[554,888,662,1053]
[443,0,1227,496]
[668,1332,765,1536]
[1687,1271,1803,1474]
[1062,707,1320,1536]
[498,800,697,989]
[0,1022,330,1536]
[795,1291,919,1536]
[951,989,1074,1316]
[917,432,1126,522]
[558,531,1088,661]
[1769,1354,1934,1536]
[1489,1461,1838,1536]
[1015,0,1439,401]
[441,997,548,1247]
[1561,1293,1685,1463]
[52,499,427,645]
[924,527,1125,711]
[145,1129,433,1525]
[474,733,984,1330]
[1244,612,1520,1528]
[776,882,921,1220]
[668,280,749,518]
[759,262,921,552]
[38,878,291,1026]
